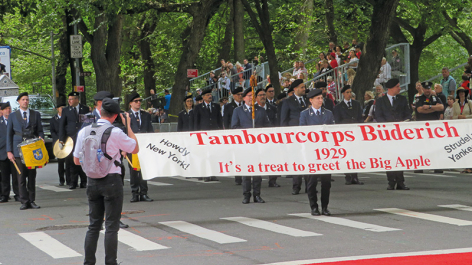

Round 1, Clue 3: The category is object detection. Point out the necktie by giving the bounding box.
[207,104,212,113]
[392,96,396,106]
[4,117,7,125]
[135,112,140,122]
[299,98,305,107]
[316,110,320,116]
[23,111,27,126]
[73,107,78,119]
[249,106,252,112]
[348,101,352,108]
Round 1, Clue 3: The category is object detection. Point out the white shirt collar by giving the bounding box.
[344,99,351,105]
[311,106,321,113]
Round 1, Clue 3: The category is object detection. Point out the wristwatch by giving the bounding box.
[429,105,432,109]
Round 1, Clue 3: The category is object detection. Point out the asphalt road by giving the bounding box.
[1,163,472,265]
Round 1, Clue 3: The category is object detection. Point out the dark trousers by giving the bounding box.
[66,154,86,186]
[293,175,308,192]
[345,173,358,183]
[57,158,66,184]
[15,157,36,204]
[307,174,331,210]
[235,176,242,184]
[242,176,262,198]
[84,174,123,265]
[387,171,405,186]
[0,159,19,197]
[268,176,278,186]
[128,165,148,195]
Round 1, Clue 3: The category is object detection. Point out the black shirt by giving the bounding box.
[415,94,443,121]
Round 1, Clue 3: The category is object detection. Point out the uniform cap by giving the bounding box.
[341,85,351,93]
[195,95,203,101]
[277,92,287,100]
[315,82,327,89]
[183,95,193,102]
[128,91,140,102]
[68,91,80,97]
[421,81,432,89]
[264,84,273,92]
[101,98,121,114]
[93,91,114,101]
[17,92,28,101]
[0,101,10,110]
[385,78,400,89]
[290,79,304,90]
[307,89,323,99]
[231,87,243,94]
[56,103,66,108]
[242,87,253,97]
[201,88,212,96]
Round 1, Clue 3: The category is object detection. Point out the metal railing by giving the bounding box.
[152,122,178,132]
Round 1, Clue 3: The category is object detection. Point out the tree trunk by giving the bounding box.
[294,0,313,56]
[56,11,70,106]
[88,13,124,96]
[241,0,281,95]
[233,0,245,62]
[217,0,234,68]
[351,0,399,99]
[138,19,157,98]
[325,0,337,44]
[168,0,225,120]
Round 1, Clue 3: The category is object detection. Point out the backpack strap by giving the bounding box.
[100,126,121,167]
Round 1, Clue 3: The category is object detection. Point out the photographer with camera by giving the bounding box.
[74,98,139,265]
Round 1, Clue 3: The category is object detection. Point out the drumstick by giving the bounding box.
[125,156,132,165]
[12,160,21,175]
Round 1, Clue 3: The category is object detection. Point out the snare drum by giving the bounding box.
[18,138,49,169]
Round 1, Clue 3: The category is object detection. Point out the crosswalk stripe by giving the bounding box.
[36,184,72,192]
[438,204,472,212]
[289,213,400,232]
[159,221,246,244]
[221,217,321,237]
[168,177,221,184]
[100,229,169,251]
[125,179,173,186]
[19,232,82,259]
[375,208,472,226]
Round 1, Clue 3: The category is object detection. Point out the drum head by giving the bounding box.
[53,137,74,159]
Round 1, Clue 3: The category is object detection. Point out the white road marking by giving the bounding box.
[124,179,172,186]
[221,217,321,237]
[159,221,246,244]
[289,213,400,232]
[260,247,472,265]
[36,184,72,192]
[168,176,221,184]
[438,204,472,212]
[375,208,472,226]
[100,229,169,251]
[19,232,82,259]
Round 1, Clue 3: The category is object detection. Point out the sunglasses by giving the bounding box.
[133,99,143,103]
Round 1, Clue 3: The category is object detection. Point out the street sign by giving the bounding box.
[187,69,198,78]
[75,86,84,92]
[80,72,92,77]
[70,35,82,59]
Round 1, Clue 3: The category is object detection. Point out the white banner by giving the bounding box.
[136,120,472,180]
[0,46,11,78]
